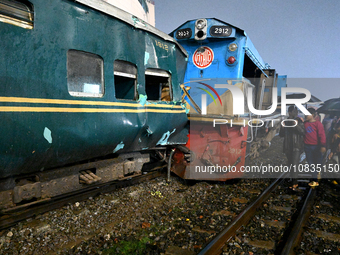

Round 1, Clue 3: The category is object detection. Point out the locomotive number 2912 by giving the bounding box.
[210,26,232,37]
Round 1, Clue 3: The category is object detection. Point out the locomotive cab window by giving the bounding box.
[67,50,104,98]
[114,60,137,100]
[145,69,172,101]
[0,0,33,29]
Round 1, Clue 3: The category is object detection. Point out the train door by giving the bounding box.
[256,69,277,110]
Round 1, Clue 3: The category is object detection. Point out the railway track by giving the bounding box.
[2,139,337,254]
[296,181,340,254]
[0,166,277,254]
[4,170,333,254]
[280,187,316,254]
[198,174,284,255]
[197,174,322,255]
[0,170,164,231]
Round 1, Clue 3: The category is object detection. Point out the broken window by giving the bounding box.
[0,0,34,29]
[145,69,172,101]
[67,50,104,97]
[114,60,137,100]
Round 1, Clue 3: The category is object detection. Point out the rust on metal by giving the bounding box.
[0,153,150,210]
[198,173,286,255]
[13,182,42,204]
[79,170,102,185]
[171,116,249,181]
[0,170,164,231]
[280,187,316,255]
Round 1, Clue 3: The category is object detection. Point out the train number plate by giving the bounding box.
[210,26,232,37]
[176,28,192,39]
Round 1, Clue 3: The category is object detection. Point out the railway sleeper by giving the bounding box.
[0,153,150,210]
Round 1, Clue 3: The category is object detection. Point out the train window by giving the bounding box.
[0,0,33,29]
[67,50,104,98]
[114,60,137,100]
[145,69,172,101]
[243,53,259,79]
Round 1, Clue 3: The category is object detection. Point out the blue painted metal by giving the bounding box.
[170,18,268,80]
[170,18,271,111]
[277,75,288,97]
[169,18,288,181]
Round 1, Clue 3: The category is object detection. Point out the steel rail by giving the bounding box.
[280,187,316,255]
[0,170,164,231]
[198,173,286,255]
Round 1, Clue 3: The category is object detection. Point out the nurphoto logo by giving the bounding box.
[201,85,312,116]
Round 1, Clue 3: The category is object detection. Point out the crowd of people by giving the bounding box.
[280,106,340,191]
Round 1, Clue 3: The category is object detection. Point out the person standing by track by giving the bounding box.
[280,106,305,191]
[329,122,340,164]
[304,108,326,187]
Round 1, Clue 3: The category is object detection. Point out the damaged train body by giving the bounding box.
[0,0,188,209]
[0,1,287,210]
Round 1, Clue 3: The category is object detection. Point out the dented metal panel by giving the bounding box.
[172,118,248,181]
[0,0,188,180]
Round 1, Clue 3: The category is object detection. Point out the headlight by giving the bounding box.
[196,19,206,29]
[195,19,207,40]
[228,43,238,52]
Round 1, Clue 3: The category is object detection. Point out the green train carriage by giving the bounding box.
[0,0,188,208]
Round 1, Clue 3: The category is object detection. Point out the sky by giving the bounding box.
[154,0,339,102]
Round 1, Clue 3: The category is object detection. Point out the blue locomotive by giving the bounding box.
[169,18,287,180]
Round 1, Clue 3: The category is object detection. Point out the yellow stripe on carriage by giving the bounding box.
[0,106,186,113]
[0,97,183,109]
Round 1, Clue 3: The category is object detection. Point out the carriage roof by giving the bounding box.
[74,0,188,57]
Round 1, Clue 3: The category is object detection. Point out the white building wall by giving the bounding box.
[103,0,155,26]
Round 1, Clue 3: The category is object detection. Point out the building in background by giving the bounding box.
[103,0,155,26]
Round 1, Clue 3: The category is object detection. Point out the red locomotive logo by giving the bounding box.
[193,46,214,69]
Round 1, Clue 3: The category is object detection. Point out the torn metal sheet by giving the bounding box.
[113,142,125,153]
[157,129,176,145]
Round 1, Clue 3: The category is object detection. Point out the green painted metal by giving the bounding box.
[0,0,188,178]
